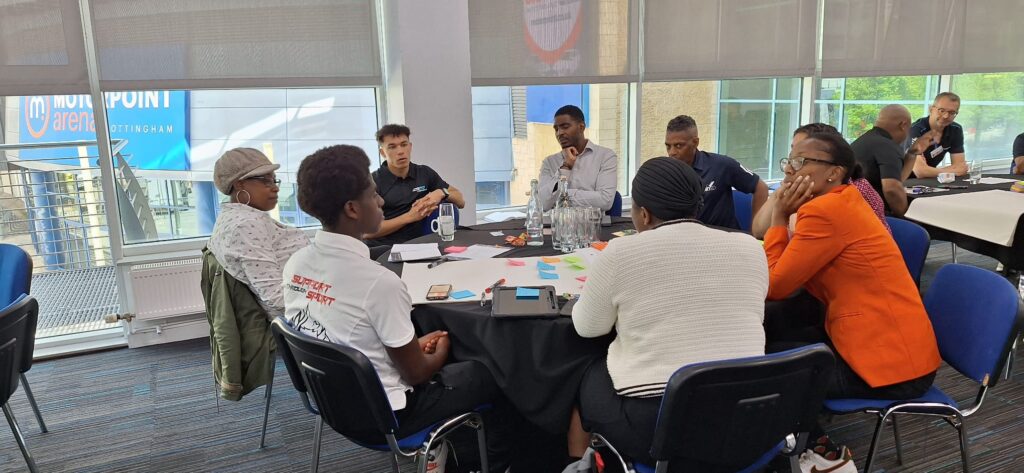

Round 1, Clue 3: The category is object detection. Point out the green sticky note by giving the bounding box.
[563,256,582,264]
[570,262,586,270]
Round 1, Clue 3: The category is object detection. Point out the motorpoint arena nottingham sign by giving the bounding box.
[19,91,189,171]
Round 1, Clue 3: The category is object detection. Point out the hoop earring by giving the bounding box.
[236,189,252,206]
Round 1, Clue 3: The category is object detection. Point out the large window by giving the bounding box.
[950,72,1024,161]
[103,88,380,244]
[719,78,802,181]
[817,75,939,139]
[471,84,632,211]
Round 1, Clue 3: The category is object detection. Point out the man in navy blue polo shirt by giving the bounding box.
[364,124,465,246]
[907,92,968,178]
[1012,132,1024,175]
[664,115,768,230]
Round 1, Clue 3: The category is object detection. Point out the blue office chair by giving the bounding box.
[420,206,461,236]
[0,244,45,434]
[823,264,1024,473]
[732,189,753,232]
[885,217,930,286]
[0,295,41,472]
[595,344,835,473]
[270,317,490,473]
[606,191,623,217]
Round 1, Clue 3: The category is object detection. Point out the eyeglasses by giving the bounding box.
[779,156,837,171]
[933,107,959,118]
[247,175,281,187]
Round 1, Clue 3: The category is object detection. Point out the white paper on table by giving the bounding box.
[905,190,1024,246]
[402,256,592,305]
[978,177,1020,185]
[483,211,526,223]
[448,244,512,260]
[389,243,441,261]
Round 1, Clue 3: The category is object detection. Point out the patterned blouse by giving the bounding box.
[851,178,892,234]
[208,203,310,317]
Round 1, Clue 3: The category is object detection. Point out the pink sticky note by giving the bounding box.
[507,259,525,266]
[443,246,467,254]
[576,276,587,282]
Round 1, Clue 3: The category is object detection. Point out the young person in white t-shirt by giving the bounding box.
[282,145,511,470]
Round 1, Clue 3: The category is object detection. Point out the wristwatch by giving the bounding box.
[440,187,450,201]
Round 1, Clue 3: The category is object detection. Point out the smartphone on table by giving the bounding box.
[426,284,453,301]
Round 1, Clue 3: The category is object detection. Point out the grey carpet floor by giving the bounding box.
[0,243,1019,472]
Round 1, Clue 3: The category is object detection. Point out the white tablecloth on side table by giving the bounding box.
[905,190,1024,246]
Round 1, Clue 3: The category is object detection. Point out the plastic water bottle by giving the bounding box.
[552,176,571,251]
[525,179,543,246]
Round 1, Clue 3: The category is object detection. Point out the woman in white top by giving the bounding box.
[572,157,768,466]
[208,148,309,317]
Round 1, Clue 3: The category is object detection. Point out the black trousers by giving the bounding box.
[578,358,661,467]
[394,361,514,472]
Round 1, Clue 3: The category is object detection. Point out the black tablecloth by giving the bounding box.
[412,302,614,434]
[903,174,1024,270]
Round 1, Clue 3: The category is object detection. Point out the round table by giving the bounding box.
[379,218,631,470]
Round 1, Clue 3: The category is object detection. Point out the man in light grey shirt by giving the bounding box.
[538,105,618,211]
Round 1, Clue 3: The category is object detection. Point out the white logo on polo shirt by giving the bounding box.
[705,180,717,192]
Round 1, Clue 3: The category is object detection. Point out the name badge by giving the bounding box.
[929,146,945,159]
[412,185,427,193]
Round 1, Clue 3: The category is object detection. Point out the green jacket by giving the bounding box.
[200,247,275,401]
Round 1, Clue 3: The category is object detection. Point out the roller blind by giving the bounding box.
[469,0,639,86]
[89,0,381,91]
[643,0,817,81]
[821,0,965,78]
[962,0,1024,73]
[0,0,90,96]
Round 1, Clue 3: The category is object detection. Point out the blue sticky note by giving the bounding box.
[450,290,475,300]
[537,261,556,270]
[516,287,540,299]
[539,271,559,280]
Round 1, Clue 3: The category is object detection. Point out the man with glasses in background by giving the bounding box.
[906,92,968,178]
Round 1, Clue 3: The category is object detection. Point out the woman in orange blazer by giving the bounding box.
[766,131,939,396]
[766,132,941,469]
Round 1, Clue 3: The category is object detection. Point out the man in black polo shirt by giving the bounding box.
[364,124,465,246]
[851,105,937,216]
[664,115,768,229]
[907,92,968,178]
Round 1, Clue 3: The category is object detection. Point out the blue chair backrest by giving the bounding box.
[606,191,623,217]
[649,344,835,470]
[0,295,38,402]
[732,189,752,232]
[924,264,1023,387]
[270,317,400,441]
[0,244,31,307]
[420,206,461,236]
[885,217,930,285]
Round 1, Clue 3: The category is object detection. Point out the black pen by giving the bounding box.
[427,256,450,269]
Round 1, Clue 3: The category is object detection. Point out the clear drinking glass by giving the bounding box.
[968,160,983,184]
[586,207,602,244]
[559,208,578,253]
[550,208,562,251]
[430,203,456,242]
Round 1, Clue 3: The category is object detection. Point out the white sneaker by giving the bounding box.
[798,447,858,473]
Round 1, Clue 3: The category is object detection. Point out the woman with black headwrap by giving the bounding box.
[571,157,769,466]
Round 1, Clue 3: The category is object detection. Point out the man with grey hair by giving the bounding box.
[907,92,968,178]
[851,105,937,216]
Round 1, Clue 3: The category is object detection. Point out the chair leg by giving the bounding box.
[891,414,904,465]
[951,243,958,263]
[389,453,401,473]
[310,416,323,473]
[1004,337,1018,381]
[955,414,971,473]
[863,413,888,473]
[19,374,47,433]
[214,382,220,413]
[258,374,274,449]
[476,415,489,473]
[3,403,38,473]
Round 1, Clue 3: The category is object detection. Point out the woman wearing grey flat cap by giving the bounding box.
[208,148,309,317]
